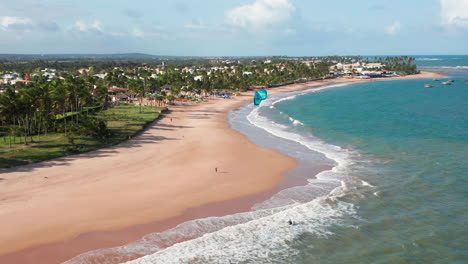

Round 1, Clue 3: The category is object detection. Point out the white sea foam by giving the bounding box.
[416,58,443,61]
[244,84,373,209]
[423,66,468,69]
[270,83,349,108]
[361,180,374,187]
[247,92,354,171]
[125,195,357,264]
[288,116,305,126]
[443,66,468,69]
[67,189,359,264]
[293,119,304,126]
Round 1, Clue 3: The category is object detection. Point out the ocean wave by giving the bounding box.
[415,58,443,61]
[288,116,304,126]
[125,195,357,264]
[421,66,468,69]
[269,84,349,128]
[249,87,355,170]
[66,180,362,264]
[271,83,349,108]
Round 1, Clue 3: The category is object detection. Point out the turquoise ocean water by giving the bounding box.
[268,79,467,263]
[66,57,467,264]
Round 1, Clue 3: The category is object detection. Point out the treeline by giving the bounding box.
[0,60,144,76]
[373,56,418,74]
[0,77,109,146]
[0,56,336,76]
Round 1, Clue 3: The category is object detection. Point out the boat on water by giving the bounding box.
[424,84,433,88]
[442,81,451,85]
[433,78,440,81]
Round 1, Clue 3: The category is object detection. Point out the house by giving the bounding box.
[78,68,91,74]
[93,73,107,79]
[364,63,383,69]
[361,71,383,78]
[2,74,13,84]
[108,88,130,103]
[331,63,362,73]
[10,79,32,85]
[354,75,370,79]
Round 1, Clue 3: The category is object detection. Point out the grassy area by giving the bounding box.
[0,104,167,168]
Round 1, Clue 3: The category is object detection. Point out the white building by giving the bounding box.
[364,63,383,69]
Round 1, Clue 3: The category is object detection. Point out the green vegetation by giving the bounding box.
[0,104,166,168]
[372,56,418,74]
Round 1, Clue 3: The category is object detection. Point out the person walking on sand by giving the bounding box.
[215,167,218,173]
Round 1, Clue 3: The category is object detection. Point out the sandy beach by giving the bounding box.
[0,71,440,264]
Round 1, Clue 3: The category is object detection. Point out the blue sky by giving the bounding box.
[0,0,467,56]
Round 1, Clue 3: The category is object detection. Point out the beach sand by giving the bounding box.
[0,72,439,264]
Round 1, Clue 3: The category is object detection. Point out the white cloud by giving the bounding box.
[132,27,145,37]
[385,21,401,35]
[284,28,296,35]
[185,19,206,30]
[0,16,32,31]
[441,0,468,29]
[131,27,171,40]
[226,0,295,29]
[314,24,336,33]
[71,20,103,32]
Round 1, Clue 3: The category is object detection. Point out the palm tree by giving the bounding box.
[51,81,69,134]
[166,95,176,105]
[128,78,145,113]
[0,87,20,147]
[17,87,35,144]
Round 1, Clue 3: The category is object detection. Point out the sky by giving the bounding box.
[0,0,467,56]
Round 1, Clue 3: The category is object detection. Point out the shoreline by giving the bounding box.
[0,71,440,264]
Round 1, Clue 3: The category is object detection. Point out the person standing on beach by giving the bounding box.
[215,167,218,173]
